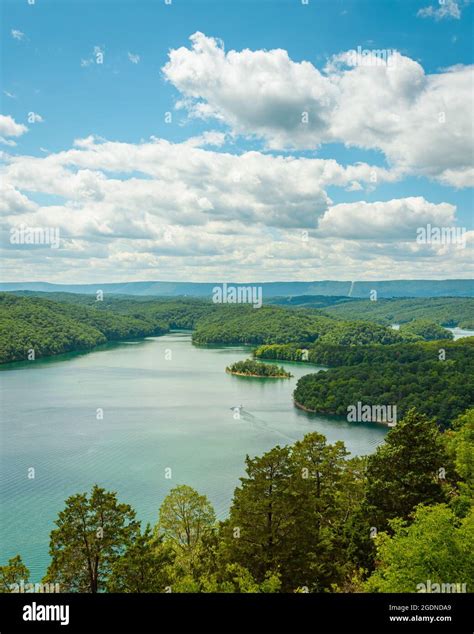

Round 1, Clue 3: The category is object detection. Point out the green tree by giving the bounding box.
[365,409,449,529]
[284,433,359,590]
[171,563,281,593]
[107,525,173,592]
[444,408,474,517]
[156,485,216,572]
[0,555,30,592]
[223,446,292,586]
[365,504,474,592]
[223,436,367,592]
[43,485,139,592]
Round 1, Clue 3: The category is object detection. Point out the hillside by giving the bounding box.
[192,306,419,346]
[293,339,474,427]
[0,294,168,364]
[320,297,474,329]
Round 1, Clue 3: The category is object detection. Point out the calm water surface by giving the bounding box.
[0,332,387,580]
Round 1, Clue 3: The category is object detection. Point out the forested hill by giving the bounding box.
[320,297,474,329]
[292,339,474,427]
[0,294,168,364]
[192,306,424,346]
[0,292,465,364]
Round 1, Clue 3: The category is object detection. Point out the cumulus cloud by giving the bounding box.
[0,134,469,282]
[162,33,473,187]
[0,184,38,215]
[183,130,227,148]
[1,136,404,230]
[317,197,456,239]
[0,114,28,146]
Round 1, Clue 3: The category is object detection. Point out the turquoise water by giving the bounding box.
[0,332,387,581]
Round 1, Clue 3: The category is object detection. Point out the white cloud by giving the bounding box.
[0,114,28,145]
[317,198,456,239]
[163,33,474,187]
[0,134,469,282]
[183,131,227,147]
[2,136,403,230]
[417,0,466,20]
[128,52,140,64]
[11,29,25,41]
[0,184,38,215]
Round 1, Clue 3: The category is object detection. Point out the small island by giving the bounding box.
[226,359,292,378]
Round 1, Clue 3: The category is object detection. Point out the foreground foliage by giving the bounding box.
[365,505,474,593]
[3,409,472,593]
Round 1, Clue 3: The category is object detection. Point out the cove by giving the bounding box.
[0,331,387,581]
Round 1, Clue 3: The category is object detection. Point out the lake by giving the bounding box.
[0,332,387,581]
[447,327,474,340]
[391,324,474,341]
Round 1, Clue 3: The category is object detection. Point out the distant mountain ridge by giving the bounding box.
[0,279,472,298]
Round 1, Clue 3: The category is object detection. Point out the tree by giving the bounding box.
[450,410,474,484]
[171,563,281,593]
[444,408,474,516]
[223,436,367,592]
[284,433,358,590]
[0,555,30,593]
[223,446,293,586]
[156,485,216,572]
[364,409,450,529]
[107,525,173,592]
[43,485,139,592]
[365,504,474,592]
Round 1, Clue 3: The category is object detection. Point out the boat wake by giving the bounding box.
[236,408,295,443]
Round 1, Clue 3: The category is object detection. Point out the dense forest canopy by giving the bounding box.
[293,340,474,427]
[0,294,168,364]
[0,292,470,364]
[320,297,474,329]
[192,306,418,346]
[226,359,292,378]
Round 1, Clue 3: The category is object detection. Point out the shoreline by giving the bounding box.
[293,400,392,426]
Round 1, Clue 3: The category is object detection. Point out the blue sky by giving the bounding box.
[1,0,473,282]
